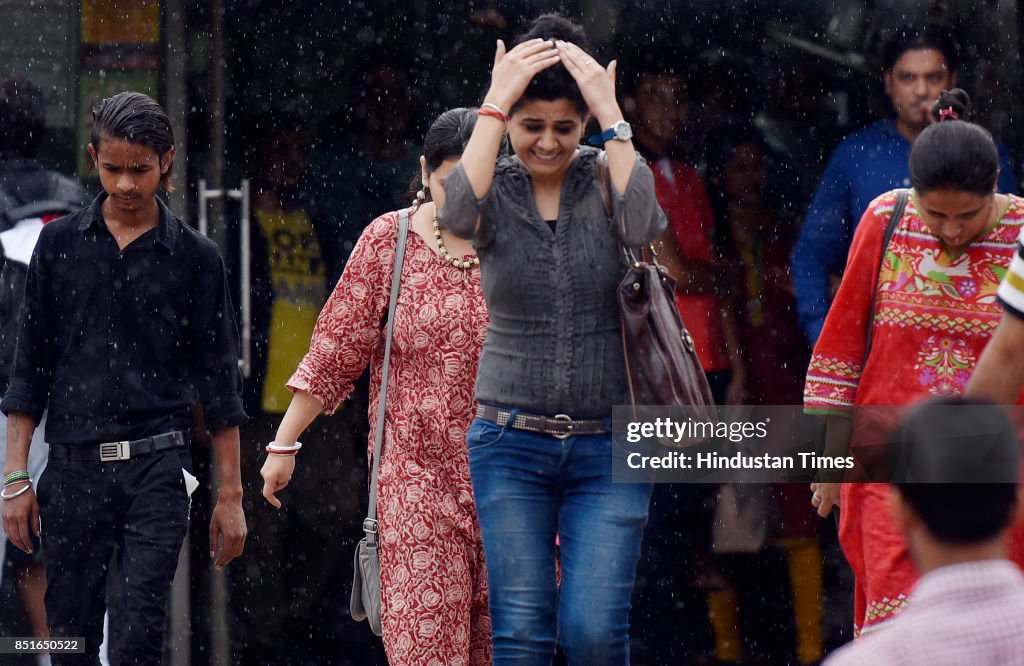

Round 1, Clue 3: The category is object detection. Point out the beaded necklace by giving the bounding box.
[432,208,480,269]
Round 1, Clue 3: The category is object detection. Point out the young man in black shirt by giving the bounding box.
[0,91,247,664]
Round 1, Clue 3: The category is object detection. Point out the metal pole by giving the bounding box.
[209,2,230,663]
[239,179,252,378]
[198,179,209,237]
[165,0,191,663]
[208,0,227,253]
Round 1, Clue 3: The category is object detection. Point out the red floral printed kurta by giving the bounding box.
[804,190,1024,637]
[288,211,491,665]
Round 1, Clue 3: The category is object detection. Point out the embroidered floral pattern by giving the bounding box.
[805,191,1024,413]
[915,335,974,394]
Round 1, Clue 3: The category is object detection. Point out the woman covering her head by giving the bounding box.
[260,108,492,665]
[438,13,666,665]
[804,88,1024,637]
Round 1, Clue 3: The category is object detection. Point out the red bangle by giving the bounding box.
[477,108,508,123]
[265,445,298,455]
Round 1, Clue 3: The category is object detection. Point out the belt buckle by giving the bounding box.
[99,441,131,462]
[551,414,574,440]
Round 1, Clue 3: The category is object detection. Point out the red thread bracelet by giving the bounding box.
[477,108,508,123]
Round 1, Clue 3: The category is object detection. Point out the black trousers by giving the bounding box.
[38,447,191,665]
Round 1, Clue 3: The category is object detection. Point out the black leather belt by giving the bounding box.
[50,431,188,463]
[475,405,610,440]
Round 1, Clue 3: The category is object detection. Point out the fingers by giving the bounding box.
[556,40,601,77]
[260,456,294,508]
[493,39,506,68]
[262,477,282,509]
[215,529,246,569]
[505,38,561,72]
[209,514,247,569]
[2,493,37,554]
[607,59,617,88]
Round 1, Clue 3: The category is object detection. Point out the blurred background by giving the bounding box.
[0,1,1021,664]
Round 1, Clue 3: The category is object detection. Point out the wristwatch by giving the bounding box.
[588,120,633,146]
[598,120,632,143]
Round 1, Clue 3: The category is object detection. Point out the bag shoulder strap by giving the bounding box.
[596,150,653,268]
[864,188,909,364]
[364,209,410,545]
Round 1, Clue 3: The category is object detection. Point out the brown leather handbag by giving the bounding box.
[597,153,716,444]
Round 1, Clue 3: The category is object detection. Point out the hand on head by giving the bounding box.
[485,38,562,113]
[555,40,620,125]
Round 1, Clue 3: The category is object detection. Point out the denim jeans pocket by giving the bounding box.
[466,418,507,451]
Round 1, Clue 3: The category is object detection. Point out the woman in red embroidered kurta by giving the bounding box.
[804,94,1024,637]
[260,109,491,665]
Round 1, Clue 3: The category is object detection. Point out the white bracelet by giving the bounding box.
[0,479,33,500]
[480,102,508,119]
[266,441,303,453]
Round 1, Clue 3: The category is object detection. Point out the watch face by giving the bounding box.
[613,121,632,141]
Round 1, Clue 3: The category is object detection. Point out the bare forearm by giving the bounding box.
[968,313,1024,404]
[210,426,243,500]
[602,130,636,195]
[459,113,506,201]
[4,411,37,475]
[274,389,324,445]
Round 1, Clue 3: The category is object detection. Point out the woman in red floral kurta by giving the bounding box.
[804,94,1024,637]
[260,109,491,665]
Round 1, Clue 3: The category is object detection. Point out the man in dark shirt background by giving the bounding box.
[0,91,246,664]
[0,73,87,657]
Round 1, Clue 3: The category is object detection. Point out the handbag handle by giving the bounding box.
[595,151,662,269]
[363,208,411,547]
[863,188,909,365]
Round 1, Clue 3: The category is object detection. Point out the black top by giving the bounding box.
[1,193,247,445]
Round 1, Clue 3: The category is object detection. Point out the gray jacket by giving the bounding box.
[440,146,666,417]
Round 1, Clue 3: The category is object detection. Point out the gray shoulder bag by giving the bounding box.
[350,209,410,636]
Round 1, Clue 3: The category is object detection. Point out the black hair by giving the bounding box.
[929,87,972,123]
[909,89,998,196]
[407,107,483,206]
[889,397,1019,544]
[510,14,593,117]
[0,75,46,159]
[90,91,175,191]
[882,23,959,72]
[705,125,766,250]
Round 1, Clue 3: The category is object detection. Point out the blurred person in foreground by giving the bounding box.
[0,73,86,666]
[825,397,1024,665]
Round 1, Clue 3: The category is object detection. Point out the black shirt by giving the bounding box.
[1,193,247,445]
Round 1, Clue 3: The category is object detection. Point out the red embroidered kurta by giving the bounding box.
[804,190,1024,636]
[289,211,491,665]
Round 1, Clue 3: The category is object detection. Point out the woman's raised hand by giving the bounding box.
[484,39,561,113]
[556,40,621,126]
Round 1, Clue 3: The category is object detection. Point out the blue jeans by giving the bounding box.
[467,417,653,666]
